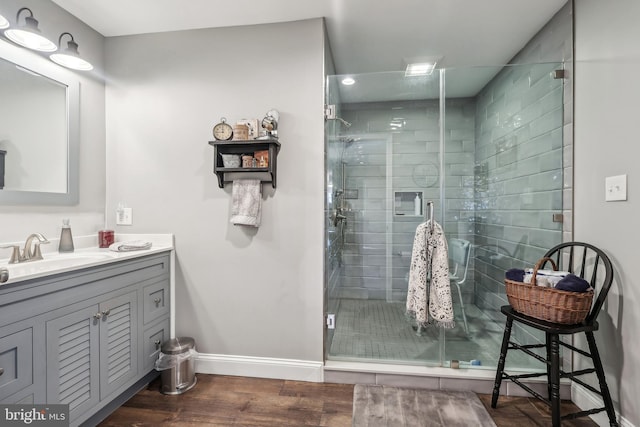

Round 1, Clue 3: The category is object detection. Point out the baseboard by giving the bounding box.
[195,353,324,383]
[572,382,634,427]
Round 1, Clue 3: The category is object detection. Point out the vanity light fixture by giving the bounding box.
[50,32,93,71]
[4,7,57,52]
[0,14,9,30]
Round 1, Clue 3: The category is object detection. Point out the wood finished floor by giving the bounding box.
[99,374,598,427]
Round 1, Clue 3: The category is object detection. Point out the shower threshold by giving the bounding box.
[323,360,571,398]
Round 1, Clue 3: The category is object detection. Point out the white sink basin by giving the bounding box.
[0,235,173,285]
[1,251,119,283]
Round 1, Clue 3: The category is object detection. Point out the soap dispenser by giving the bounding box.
[59,219,74,253]
[414,193,421,216]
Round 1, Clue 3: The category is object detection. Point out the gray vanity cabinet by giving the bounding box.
[98,291,139,399]
[0,326,34,402]
[46,304,101,418]
[0,251,171,427]
[46,290,139,420]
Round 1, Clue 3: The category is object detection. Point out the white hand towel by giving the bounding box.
[230,179,262,227]
[109,240,152,252]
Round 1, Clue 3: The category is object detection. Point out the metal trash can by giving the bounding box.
[158,337,197,395]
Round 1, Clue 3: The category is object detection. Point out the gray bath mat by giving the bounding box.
[352,384,497,427]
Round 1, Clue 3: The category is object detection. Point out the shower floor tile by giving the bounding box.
[328,298,534,369]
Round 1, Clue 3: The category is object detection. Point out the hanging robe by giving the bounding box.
[405,220,455,329]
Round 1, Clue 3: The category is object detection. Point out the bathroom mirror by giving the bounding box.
[0,40,79,205]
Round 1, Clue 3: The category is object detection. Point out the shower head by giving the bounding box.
[339,136,360,145]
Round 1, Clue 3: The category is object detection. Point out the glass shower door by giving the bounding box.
[324,70,444,365]
[324,63,566,371]
[441,63,566,369]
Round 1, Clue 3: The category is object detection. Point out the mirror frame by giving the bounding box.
[0,39,79,206]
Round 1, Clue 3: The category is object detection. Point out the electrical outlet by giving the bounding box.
[116,207,133,225]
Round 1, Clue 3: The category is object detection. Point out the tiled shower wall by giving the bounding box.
[472,2,573,340]
[335,99,475,301]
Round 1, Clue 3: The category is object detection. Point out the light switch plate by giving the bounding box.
[605,174,627,202]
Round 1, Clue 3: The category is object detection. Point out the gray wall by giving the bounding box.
[575,1,639,425]
[105,19,326,363]
[0,0,106,240]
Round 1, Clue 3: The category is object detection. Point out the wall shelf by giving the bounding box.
[208,139,281,188]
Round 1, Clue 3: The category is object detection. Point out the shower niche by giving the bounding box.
[394,191,423,217]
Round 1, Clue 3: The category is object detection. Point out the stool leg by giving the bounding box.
[546,333,552,401]
[549,334,561,427]
[586,331,619,426]
[491,316,513,408]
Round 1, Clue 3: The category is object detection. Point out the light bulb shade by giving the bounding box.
[4,8,57,52]
[50,33,93,71]
[0,14,9,29]
[50,52,93,71]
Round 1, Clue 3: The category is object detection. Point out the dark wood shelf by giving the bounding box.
[208,139,280,188]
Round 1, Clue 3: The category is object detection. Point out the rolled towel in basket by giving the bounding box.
[555,274,591,292]
[524,268,570,287]
[505,268,525,282]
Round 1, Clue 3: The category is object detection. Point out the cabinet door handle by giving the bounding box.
[93,312,103,320]
[102,309,111,317]
[0,367,4,376]
[154,297,161,306]
[154,339,161,349]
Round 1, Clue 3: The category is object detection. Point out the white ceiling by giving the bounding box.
[52,0,567,101]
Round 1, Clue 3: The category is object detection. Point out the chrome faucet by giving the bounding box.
[1,233,50,264]
[24,233,49,261]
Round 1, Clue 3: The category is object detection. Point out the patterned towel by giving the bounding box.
[406,220,455,329]
[230,179,262,227]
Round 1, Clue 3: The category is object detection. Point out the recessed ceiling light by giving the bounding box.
[341,77,355,85]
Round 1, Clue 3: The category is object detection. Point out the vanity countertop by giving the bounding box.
[0,233,174,285]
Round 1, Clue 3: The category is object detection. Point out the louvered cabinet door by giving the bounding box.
[99,291,138,399]
[46,305,100,419]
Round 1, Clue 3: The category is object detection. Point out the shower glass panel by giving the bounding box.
[324,62,565,370]
[441,64,565,370]
[325,70,443,365]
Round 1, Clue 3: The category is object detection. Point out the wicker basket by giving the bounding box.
[505,257,594,324]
